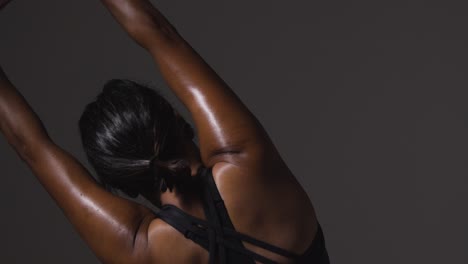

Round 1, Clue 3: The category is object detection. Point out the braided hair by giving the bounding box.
[79,79,195,201]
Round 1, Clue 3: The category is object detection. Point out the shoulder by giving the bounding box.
[146,218,208,264]
[210,160,319,260]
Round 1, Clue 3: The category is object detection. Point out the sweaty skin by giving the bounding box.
[0,1,319,263]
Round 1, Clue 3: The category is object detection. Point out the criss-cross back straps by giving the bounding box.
[156,166,304,264]
[200,168,302,262]
[157,204,302,264]
[200,167,229,264]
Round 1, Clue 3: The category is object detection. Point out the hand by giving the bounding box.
[0,0,13,10]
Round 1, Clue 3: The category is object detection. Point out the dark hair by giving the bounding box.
[79,79,195,200]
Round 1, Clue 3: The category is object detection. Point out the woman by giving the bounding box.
[0,0,330,263]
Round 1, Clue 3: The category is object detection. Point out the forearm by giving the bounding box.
[100,1,271,163]
[99,0,182,50]
[0,66,49,159]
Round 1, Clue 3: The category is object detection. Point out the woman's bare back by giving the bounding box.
[148,153,319,263]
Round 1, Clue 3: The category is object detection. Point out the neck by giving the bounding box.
[159,140,206,218]
[183,139,204,177]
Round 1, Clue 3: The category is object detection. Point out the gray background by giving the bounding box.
[1,0,467,263]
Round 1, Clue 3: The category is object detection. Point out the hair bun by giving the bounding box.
[150,158,192,192]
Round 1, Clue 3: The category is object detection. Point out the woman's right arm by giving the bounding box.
[0,4,156,262]
[100,0,283,169]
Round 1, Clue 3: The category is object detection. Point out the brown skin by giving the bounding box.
[0,1,319,263]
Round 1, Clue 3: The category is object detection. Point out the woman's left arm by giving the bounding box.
[0,66,156,263]
[0,67,52,160]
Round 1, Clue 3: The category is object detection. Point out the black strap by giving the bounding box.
[201,167,228,264]
[202,167,301,260]
[222,228,300,259]
[156,205,210,251]
[157,204,309,264]
[156,166,309,264]
[158,206,301,264]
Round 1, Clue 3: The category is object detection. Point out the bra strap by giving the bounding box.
[156,166,312,264]
[156,205,209,250]
[201,167,228,264]
[157,205,304,264]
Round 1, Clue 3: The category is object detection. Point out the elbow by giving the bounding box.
[1,117,52,164]
[2,136,28,164]
[101,0,183,50]
[130,24,183,50]
[1,124,23,155]
[3,129,49,164]
[8,135,36,164]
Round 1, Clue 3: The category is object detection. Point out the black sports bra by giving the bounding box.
[156,166,330,264]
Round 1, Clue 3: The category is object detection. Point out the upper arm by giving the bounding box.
[148,28,281,167]
[22,140,156,264]
[0,71,155,263]
[99,1,282,168]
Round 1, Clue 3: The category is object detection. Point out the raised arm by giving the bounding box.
[100,0,282,167]
[0,67,155,262]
